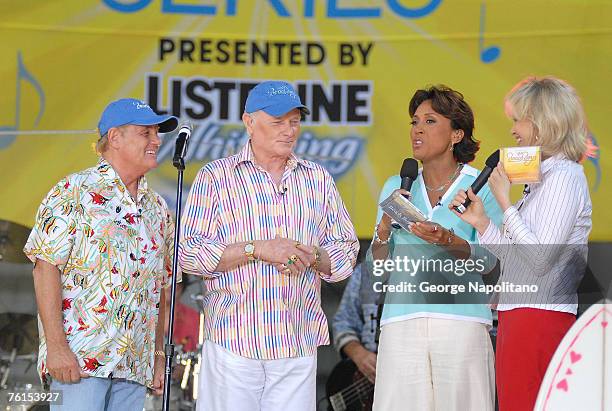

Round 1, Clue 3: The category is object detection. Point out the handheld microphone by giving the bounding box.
[172,122,192,169]
[400,158,419,197]
[454,149,500,214]
[391,158,419,228]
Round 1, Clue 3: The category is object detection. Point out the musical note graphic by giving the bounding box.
[0,51,46,150]
[479,3,501,63]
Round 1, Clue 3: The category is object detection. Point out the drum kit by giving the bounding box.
[145,291,205,411]
[0,220,204,411]
[0,220,42,410]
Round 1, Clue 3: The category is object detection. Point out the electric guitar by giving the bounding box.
[326,359,374,411]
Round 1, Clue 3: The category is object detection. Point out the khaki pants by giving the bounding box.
[373,317,495,411]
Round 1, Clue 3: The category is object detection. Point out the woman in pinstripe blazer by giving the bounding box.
[450,76,593,411]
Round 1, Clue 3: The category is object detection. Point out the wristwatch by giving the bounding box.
[312,246,321,271]
[244,241,256,261]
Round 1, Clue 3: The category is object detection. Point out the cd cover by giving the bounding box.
[500,146,541,184]
[379,190,427,231]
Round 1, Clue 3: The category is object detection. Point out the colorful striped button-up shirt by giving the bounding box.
[179,142,359,360]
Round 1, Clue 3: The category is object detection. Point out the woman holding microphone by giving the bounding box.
[450,76,593,411]
[371,85,503,411]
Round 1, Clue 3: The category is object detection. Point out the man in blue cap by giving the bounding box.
[180,81,359,410]
[24,99,179,410]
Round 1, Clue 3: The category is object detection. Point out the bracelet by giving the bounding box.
[446,228,455,245]
[312,246,321,271]
[154,350,165,357]
[373,224,391,245]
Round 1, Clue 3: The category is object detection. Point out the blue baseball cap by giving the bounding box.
[98,98,178,138]
[245,81,310,117]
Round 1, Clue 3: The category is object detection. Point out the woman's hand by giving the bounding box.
[449,188,490,234]
[410,221,452,245]
[488,162,512,211]
[411,220,471,258]
[395,188,411,199]
[377,189,411,238]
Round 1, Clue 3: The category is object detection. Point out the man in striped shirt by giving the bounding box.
[179,80,359,411]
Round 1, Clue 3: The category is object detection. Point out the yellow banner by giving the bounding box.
[0,1,609,239]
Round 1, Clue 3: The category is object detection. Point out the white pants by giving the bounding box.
[373,318,495,411]
[197,340,316,411]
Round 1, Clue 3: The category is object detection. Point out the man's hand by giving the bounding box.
[32,259,87,383]
[152,354,165,396]
[258,236,315,276]
[343,341,377,384]
[46,343,88,383]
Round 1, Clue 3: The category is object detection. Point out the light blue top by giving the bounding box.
[369,164,504,326]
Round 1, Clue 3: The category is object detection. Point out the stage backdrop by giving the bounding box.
[0,1,609,240]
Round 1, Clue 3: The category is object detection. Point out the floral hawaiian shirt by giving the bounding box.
[24,159,175,387]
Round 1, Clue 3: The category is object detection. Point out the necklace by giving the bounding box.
[423,163,463,192]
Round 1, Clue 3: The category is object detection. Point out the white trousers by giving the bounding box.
[197,340,316,411]
[373,318,495,411]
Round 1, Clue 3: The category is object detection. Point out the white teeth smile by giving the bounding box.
[414,140,423,146]
[146,150,156,155]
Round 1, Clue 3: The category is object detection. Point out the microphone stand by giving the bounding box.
[162,147,188,411]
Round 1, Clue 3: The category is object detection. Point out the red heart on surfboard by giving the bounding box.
[556,379,568,392]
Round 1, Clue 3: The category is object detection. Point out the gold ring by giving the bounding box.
[295,241,301,247]
[290,254,298,262]
[433,225,438,232]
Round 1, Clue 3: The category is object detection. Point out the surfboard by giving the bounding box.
[534,300,610,410]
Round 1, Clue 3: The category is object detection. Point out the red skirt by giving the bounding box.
[496,308,575,411]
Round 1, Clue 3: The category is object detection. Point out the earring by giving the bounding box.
[450,143,455,151]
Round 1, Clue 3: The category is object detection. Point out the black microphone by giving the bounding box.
[454,149,500,214]
[391,158,419,229]
[172,122,192,169]
[400,158,419,197]
[278,185,287,195]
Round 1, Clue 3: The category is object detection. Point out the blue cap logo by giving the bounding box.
[245,81,310,117]
[98,98,178,137]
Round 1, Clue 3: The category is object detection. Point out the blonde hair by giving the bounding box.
[95,134,109,154]
[505,76,587,162]
[94,125,130,154]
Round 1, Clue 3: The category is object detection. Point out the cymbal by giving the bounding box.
[0,220,31,264]
[0,313,38,355]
